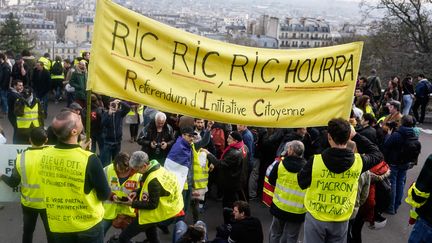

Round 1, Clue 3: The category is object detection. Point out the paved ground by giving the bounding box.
[0,100,431,243]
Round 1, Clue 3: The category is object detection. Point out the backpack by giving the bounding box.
[211,127,225,157]
[399,133,421,167]
[50,61,63,76]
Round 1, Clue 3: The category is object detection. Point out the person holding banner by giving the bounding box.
[0,127,53,243]
[298,118,382,243]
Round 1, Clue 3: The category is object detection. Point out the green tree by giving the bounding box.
[0,12,33,53]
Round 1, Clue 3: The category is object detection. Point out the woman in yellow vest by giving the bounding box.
[117,151,184,243]
[102,152,141,235]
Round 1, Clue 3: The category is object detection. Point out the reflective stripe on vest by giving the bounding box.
[40,147,104,233]
[15,148,47,209]
[272,164,306,214]
[16,103,40,128]
[192,144,209,189]
[138,166,183,225]
[103,164,140,220]
[304,154,363,222]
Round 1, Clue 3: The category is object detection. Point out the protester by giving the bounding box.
[7,79,23,143]
[406,154,432,242]
[383,115,421,215]
[298,118,382,243]
[31,61,51,116]
[412,74,432,124]
[69,60,87,107]
[102,152,141,235]
[402,75,415,115]
[118,151,184,243]
[0,127,53,243]
[100,99,131,166]
[214,201,263,243]
[137,111,175,164]
[39,110,110,242]
[268,140,307,243]
[205,131,248,209]
[14,87,44,144]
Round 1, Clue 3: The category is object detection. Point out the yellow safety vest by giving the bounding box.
[192,144,209,190]
[38,57,51,71]
[50,61,65,80]
[15,147,48,209]
[304,154,363,222]
[103,164,140,220]
[272,163,306,214]
[39,147,104,233]
[16,102,41,129]
[365,105,375,117]
[138,166,183,225]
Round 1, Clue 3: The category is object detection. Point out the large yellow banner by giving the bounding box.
[88,0,363,128]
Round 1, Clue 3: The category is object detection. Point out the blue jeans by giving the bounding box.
[409,217,432,243]
[0,89,8,113]
[51,221,104,243]
[388,164,409,213]
[100,142,121,167]
[91,133,104,155]
[403,94,413,115]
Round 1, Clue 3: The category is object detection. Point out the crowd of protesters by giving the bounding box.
[0,49,432,243]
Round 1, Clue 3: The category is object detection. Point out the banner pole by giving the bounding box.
[86,90,91,149]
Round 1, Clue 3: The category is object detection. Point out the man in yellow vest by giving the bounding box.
[298,118,383,243]
[102,152,140,235]
[118,151,184,243]
[38,53,52,71]
[0,127,53,243]
[14,87,44,144]
[268,140,307,243]
[39,110,111,243]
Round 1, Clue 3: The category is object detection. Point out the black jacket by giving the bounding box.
[137,121,175,162]
[298,133,383,190]
[207,146,245,191]
[0,62,11,91]
[101,101,130,144]
[383,126,417,165]
[31,68,51,97]
[412,155,432,224]
[229,217,264,243]
[268,155,307,222]
[358,125,377,145]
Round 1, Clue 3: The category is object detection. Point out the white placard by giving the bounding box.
[0,144,30,202]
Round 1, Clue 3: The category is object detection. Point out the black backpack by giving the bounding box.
[50,61,63,76]
[399,132,421,167]
[375,177,392,212]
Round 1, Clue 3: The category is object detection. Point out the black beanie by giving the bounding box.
[229,131,243,142]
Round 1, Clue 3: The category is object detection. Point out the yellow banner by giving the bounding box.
[88,0,363,128]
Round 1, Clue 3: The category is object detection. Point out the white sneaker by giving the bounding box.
[370,219,387,230]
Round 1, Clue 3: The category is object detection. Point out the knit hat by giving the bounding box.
[229,131,243,142]
[181,126,197,136]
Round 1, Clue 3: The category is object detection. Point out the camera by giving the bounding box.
[21,87,32,99]
[110,102,118,109]
[155,142,161,155]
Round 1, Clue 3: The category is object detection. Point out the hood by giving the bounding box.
[397,126,416,138]
[321,147,355,173]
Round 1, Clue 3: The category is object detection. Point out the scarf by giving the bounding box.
[220,141,246,159]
